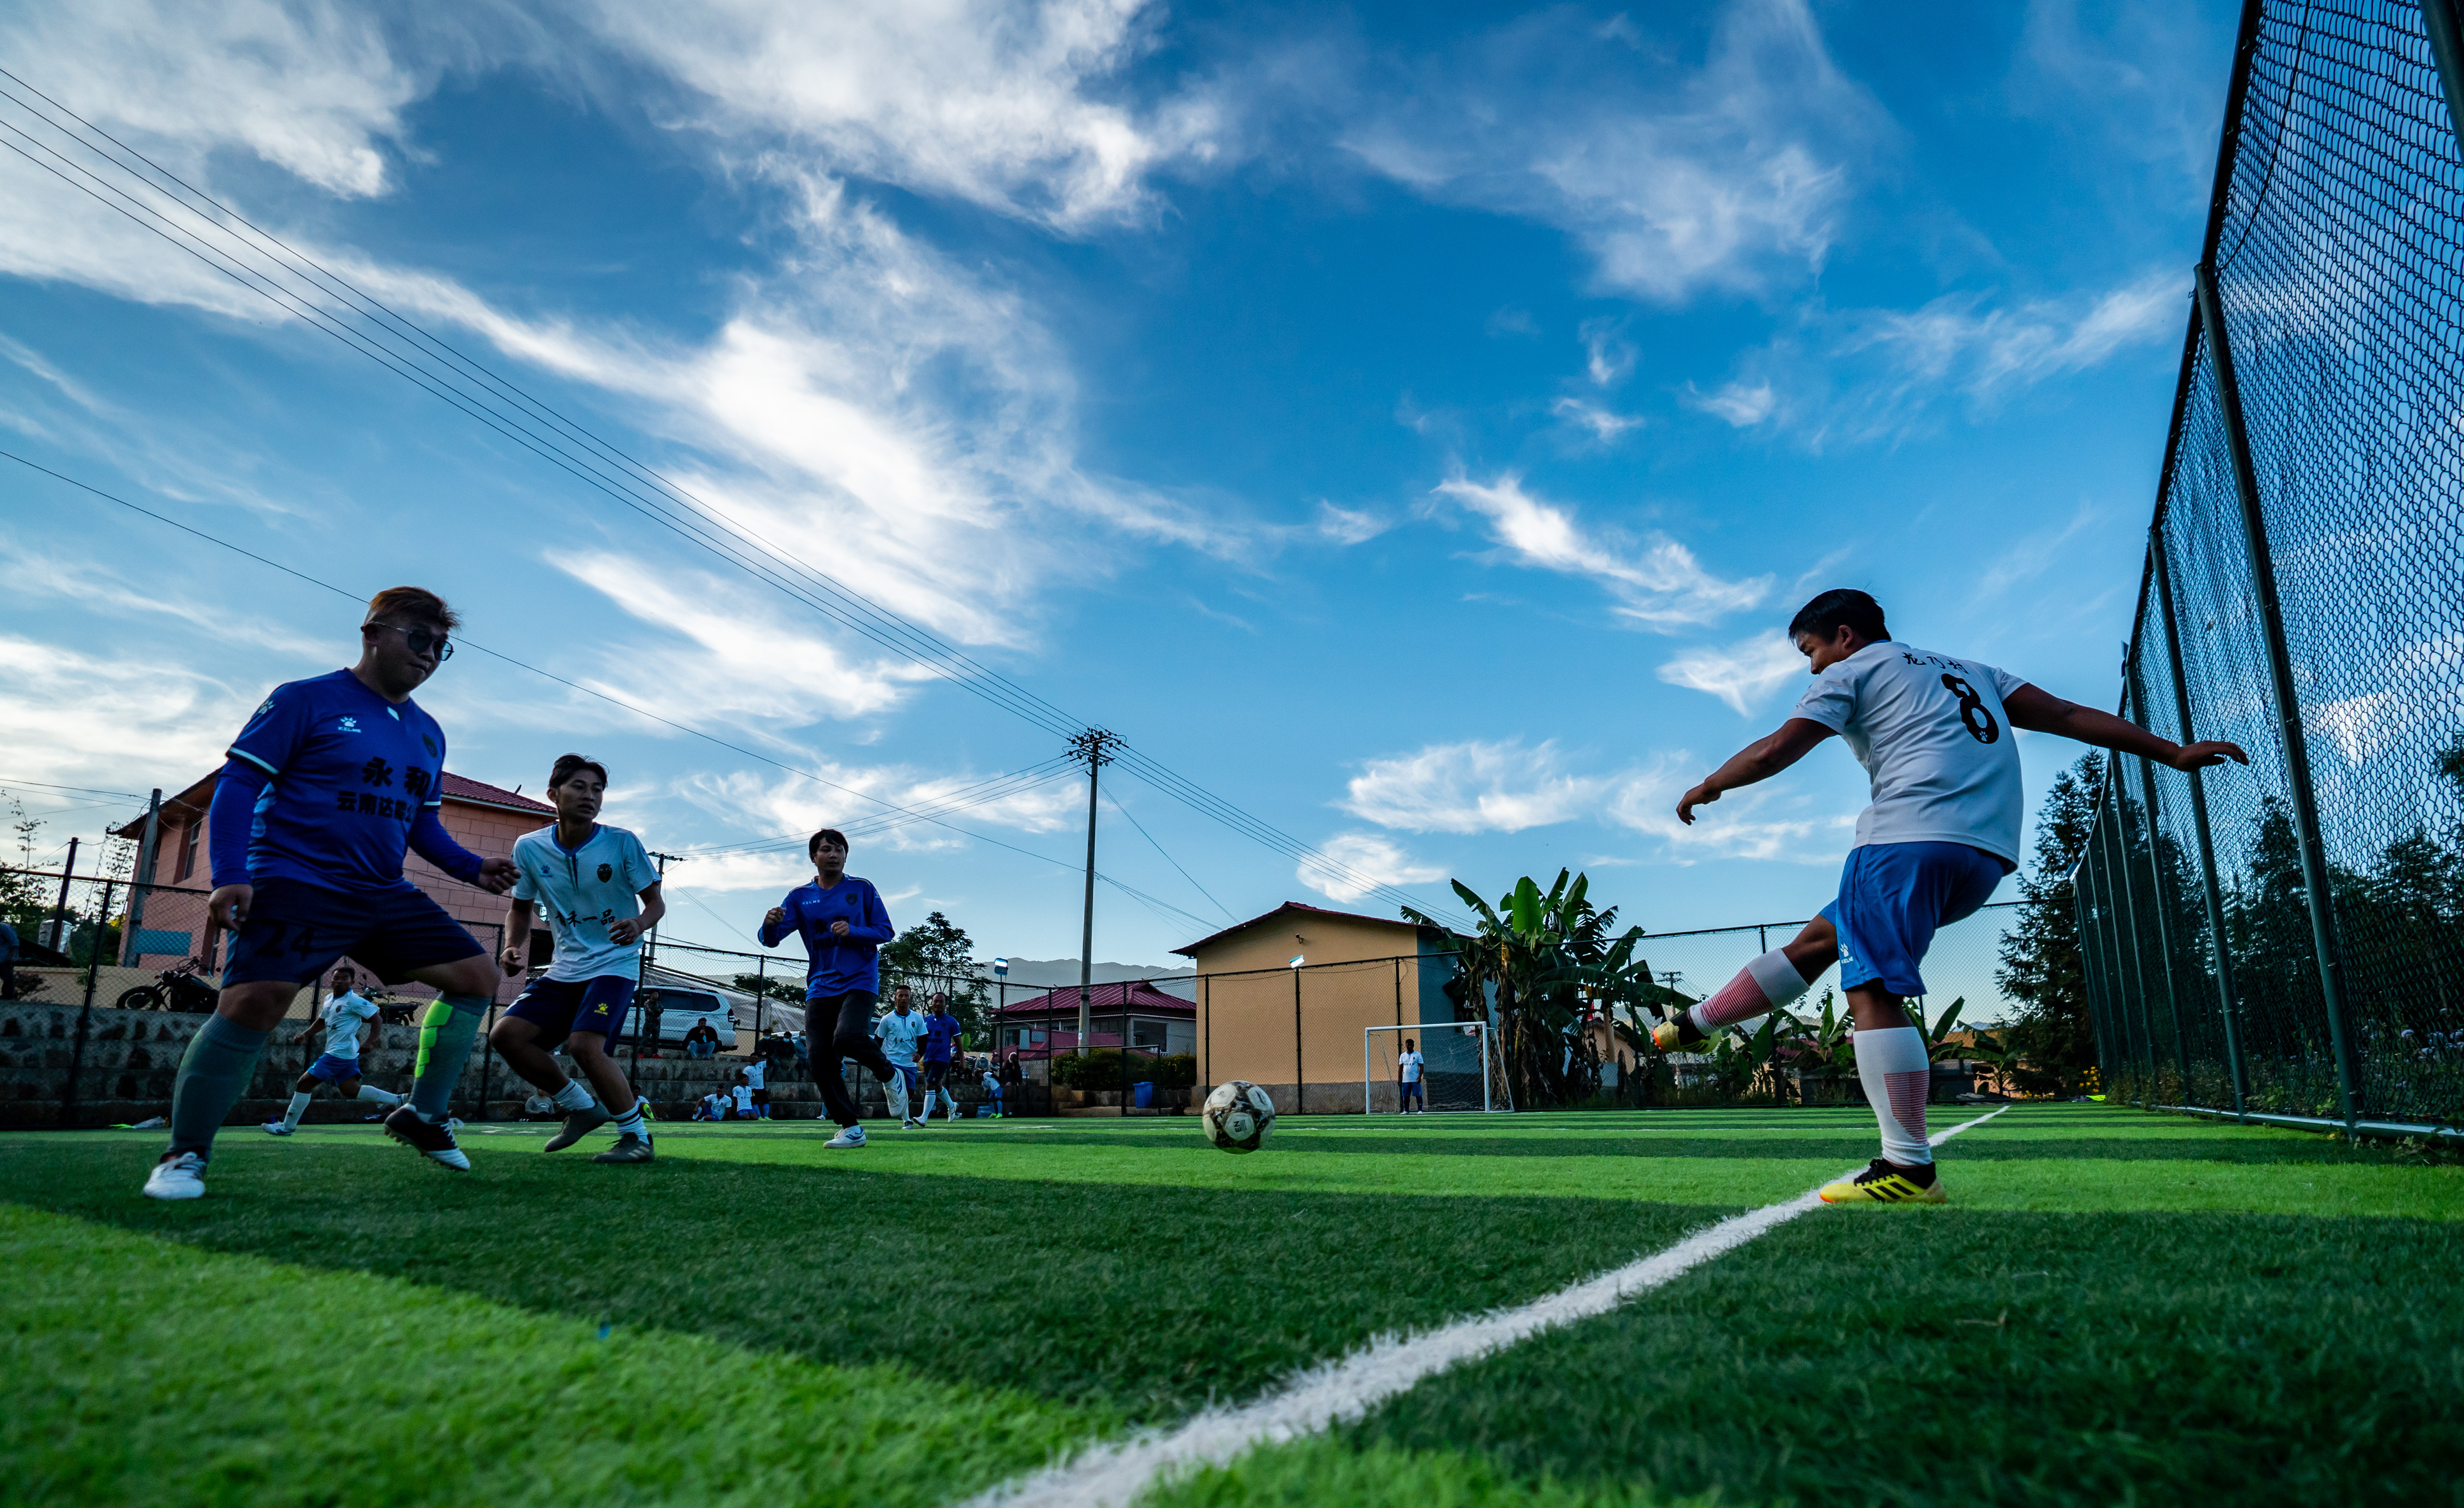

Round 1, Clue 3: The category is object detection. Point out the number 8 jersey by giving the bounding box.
[1789,641,2028,867]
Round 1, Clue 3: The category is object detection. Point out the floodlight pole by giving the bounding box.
[2421,0,2464,156]
[1070,729,1119,1057]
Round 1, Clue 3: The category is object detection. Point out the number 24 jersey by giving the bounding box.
[1789,641,2027,866]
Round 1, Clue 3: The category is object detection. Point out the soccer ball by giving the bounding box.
[1201,1080,1275,1153]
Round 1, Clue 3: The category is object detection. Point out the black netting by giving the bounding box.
[2077,0,2464,1126]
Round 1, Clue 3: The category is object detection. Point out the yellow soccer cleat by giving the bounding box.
[1649,1013,1703,1053]
[1819,1159,1948,1205]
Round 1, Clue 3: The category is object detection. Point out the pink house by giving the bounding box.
[111,769,556,1004]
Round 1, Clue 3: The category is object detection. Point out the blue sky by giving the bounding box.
[0,0,2236,969]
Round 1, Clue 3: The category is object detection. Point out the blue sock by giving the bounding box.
[168,1015,270,1161]
[409,994,489,1121]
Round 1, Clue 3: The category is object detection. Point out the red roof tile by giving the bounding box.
[1170,900,1429,956]
[440,772,554,815]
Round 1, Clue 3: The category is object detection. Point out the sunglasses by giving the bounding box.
[367,621,455,661]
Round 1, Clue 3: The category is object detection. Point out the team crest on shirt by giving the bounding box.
[597,862,613,882]
[337,716,360,732]
[422,734,440,756]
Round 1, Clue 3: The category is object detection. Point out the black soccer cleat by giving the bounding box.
[382,1105,471,1171]
[591,1133,654,1164]
[544,1104,613,1152]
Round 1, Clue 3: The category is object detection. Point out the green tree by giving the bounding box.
[1995,755,2101,1094]
[878,911,992,1044]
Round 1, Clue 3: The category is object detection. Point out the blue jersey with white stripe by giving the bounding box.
[225,670,448,892]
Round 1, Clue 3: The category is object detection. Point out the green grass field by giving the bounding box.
[4,1104,2459,1506]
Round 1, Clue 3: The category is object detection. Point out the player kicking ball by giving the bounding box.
[262,966,402,1135]
[1675,589,2245,1206]
[490,754,665,1165]
[759,829,900,1148]
[144,587,515,1200]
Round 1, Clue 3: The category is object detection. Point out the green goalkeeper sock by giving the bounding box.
[410,994,488,1121]
[167,1014,270,1162]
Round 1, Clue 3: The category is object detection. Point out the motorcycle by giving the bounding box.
[115,959,221,1013]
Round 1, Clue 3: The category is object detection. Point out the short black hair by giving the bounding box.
[1787,588,1889,645]
[549,753,609,789]
[809,828,849,857]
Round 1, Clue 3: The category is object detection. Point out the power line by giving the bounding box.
[0,777,150,800]
[0,70,1466,926]
[0,450,1235,930]
[1104,787,1235,923]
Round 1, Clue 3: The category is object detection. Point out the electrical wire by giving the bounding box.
[0,449,1228,930]
[0,70,1466,927]
[1104,787,1235,923]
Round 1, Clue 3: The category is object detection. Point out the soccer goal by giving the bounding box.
[1365,1022,1508,1113]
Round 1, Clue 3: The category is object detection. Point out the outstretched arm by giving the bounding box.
[2002,685,2248,771]
[1676,718,1838,826]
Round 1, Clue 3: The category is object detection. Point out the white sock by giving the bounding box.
[1858,1025,1933,1167]
[887,1074,910,1121]
[610,1104,648,1139]
[354,1083,400,1107]
[1688,947,1814,1036]
[283,1090,311,1131]
[552,1080,595,1112]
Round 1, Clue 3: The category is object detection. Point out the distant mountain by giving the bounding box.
[972,957,1189,988]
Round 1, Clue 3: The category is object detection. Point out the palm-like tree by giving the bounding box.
[1406,870,1686,1108]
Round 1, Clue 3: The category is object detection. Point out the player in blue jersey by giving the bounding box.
[757,829,899,1148]
[490,754,666,1165]
[145,587,516,1200]
[261,966,402,1135]
[876,986,929,1129]
[919,992,962,1123]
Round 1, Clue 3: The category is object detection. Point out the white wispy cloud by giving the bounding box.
[1432,473,1768,629]
[1296,831,1444,905]
[1684,270,2183,447]
[1334,737,1849,864]
[671,764,1085,870]
[1550,397,1645,443]
[1339,0,1880,303]
[1315,501,1391,545]
[0,634,261,793]
[1657,631,1806,715]
[1338,739,1608,835]
[576,0,1221,231]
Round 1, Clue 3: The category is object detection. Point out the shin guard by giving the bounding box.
[1691,947,1815,1035]
[167,1014,270,1161]
[1857,1025,1932,1166]
[410,994,488,1121]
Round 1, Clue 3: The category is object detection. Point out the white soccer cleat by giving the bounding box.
[825,1125,867,1148]
[142,1152,206,1200]
[260,1121,294,1137]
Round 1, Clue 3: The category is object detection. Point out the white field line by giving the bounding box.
[963,1106,2012,1508]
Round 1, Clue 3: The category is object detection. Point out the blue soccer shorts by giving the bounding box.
[922,1060,951,1089]
[222,878,484,988]
[1401,1079,1425,1104]
[307,1052,364,1083]
[1823,841,2010,999]
[505,975,635,1050]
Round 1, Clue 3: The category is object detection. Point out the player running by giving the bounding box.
[489,753,665,1165]
[758,829,900,1148]
[1674,589,2245,1205]
[144,587,515,1200]
[876,986,929,1129]
[918,992,962,1123]
[262,966,402,1135]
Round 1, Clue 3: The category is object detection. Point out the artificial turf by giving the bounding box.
[2,1104,2457,1506]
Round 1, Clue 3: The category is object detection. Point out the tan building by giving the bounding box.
[1173,902,1471,1114]
[110,768,556,1010]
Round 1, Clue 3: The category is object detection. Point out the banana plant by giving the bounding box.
[1916,996,1971,1063]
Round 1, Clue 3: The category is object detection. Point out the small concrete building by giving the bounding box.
[1172,902,1469,1114]
[994,978,1198,1067]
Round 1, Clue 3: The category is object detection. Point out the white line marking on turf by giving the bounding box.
[963,1106,2012,1508]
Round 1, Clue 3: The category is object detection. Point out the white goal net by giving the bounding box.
[1365,1022,1506,1112]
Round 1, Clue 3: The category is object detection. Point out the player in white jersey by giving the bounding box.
[875,985,928,1128]
[490,754,666,1164]
[1674,590,2246,1204]
[262,966,402,1134]
[1397,1039,1425,1113]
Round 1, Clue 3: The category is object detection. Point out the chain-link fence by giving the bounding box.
[2076,0,2464,1138]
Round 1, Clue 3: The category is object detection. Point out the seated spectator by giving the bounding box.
[684,1020,719,1060]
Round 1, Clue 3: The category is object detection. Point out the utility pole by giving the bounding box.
[1070,729,1120,1056]
[643,851,684,977]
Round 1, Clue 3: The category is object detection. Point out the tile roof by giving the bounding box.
[1170,900,1428,956]
[994,978,1197,1016]
[440,772,555,815]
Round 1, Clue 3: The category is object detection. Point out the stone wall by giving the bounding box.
[0,1004,999,1128]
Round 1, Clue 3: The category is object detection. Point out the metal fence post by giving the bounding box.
[1293,965,1304,1117]
[2107,767,2156,1105]
[2152,519,2250,1120]
[2124,659,2196,1102]
[2421,0,2464,153]
[2195,261,2361,1135]
[61,876,112,1127]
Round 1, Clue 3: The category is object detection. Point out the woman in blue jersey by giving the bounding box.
[758,829,899,1148]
